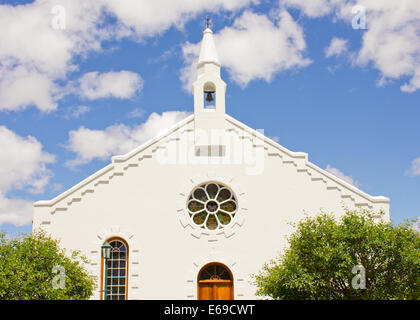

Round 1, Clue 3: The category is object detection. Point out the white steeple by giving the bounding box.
[197,28,221,71]
[193,24,226,144]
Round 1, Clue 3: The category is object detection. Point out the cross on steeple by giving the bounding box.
[205,16,212,29]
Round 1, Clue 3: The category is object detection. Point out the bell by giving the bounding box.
[205,91,214,103]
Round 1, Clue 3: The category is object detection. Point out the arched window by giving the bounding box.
[101,238,129,300]
[197,263,234,300]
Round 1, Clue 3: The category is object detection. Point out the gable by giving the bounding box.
[33,113,389,226]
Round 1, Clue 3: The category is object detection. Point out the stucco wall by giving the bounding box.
[33,116,389,300]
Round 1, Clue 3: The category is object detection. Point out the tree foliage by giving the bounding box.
[253,209,420,300]
[0,231,95,300]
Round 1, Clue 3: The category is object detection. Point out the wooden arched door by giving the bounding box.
[197,263,233,300]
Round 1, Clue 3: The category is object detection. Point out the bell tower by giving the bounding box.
[193,21,226,144]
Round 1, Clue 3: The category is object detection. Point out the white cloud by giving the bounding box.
[282,0,420,92]
[0,194,34,227]
[0,126,55,226]
[63,105,91,119]
[0,1,107,112]
[281,0,341,18]
[104,0,258,39]
[78,71,144,100]
[325,37,349,58]
[181,10,311,90]
[325,164,359,187]
[407,156,420,176]
[0,0,255,112]
[126,108,145,119]
[355,1,420,92]
[0,66,59,112]
[51,183,64,193]
[180,44,201,93]
[327,64,342,74]
[66,111,191,166]
[0,126,55,194]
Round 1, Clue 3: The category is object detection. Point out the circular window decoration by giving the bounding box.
[187,182,237,231]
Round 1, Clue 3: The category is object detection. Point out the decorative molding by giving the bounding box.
[225,115,389,222]
[88,225,140,300]
[34,117,195,215]
[35,114,388,222]
[186,251,246,300]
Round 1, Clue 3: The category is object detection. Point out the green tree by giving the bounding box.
[0,231,95,300]
[253,209,420,300]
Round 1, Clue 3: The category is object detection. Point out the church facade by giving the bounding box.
[33,27,390,300]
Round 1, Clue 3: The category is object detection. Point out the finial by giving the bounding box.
[205,16,212,30]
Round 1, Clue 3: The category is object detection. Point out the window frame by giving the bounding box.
[101,237,129,300]
[187,182,238,232]
[198,262,234,282]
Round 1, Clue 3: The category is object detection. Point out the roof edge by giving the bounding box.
[35,113,389,208]
[34,114,194,207]
[112,114,194,163]
[225,114,390,205]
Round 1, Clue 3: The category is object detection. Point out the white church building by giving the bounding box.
[33,27,390,300]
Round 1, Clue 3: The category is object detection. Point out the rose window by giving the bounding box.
[187,182,237,231]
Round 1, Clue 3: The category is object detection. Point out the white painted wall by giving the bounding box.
[33,115,389,300]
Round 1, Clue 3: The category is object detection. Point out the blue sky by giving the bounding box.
[0,0,419,236]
